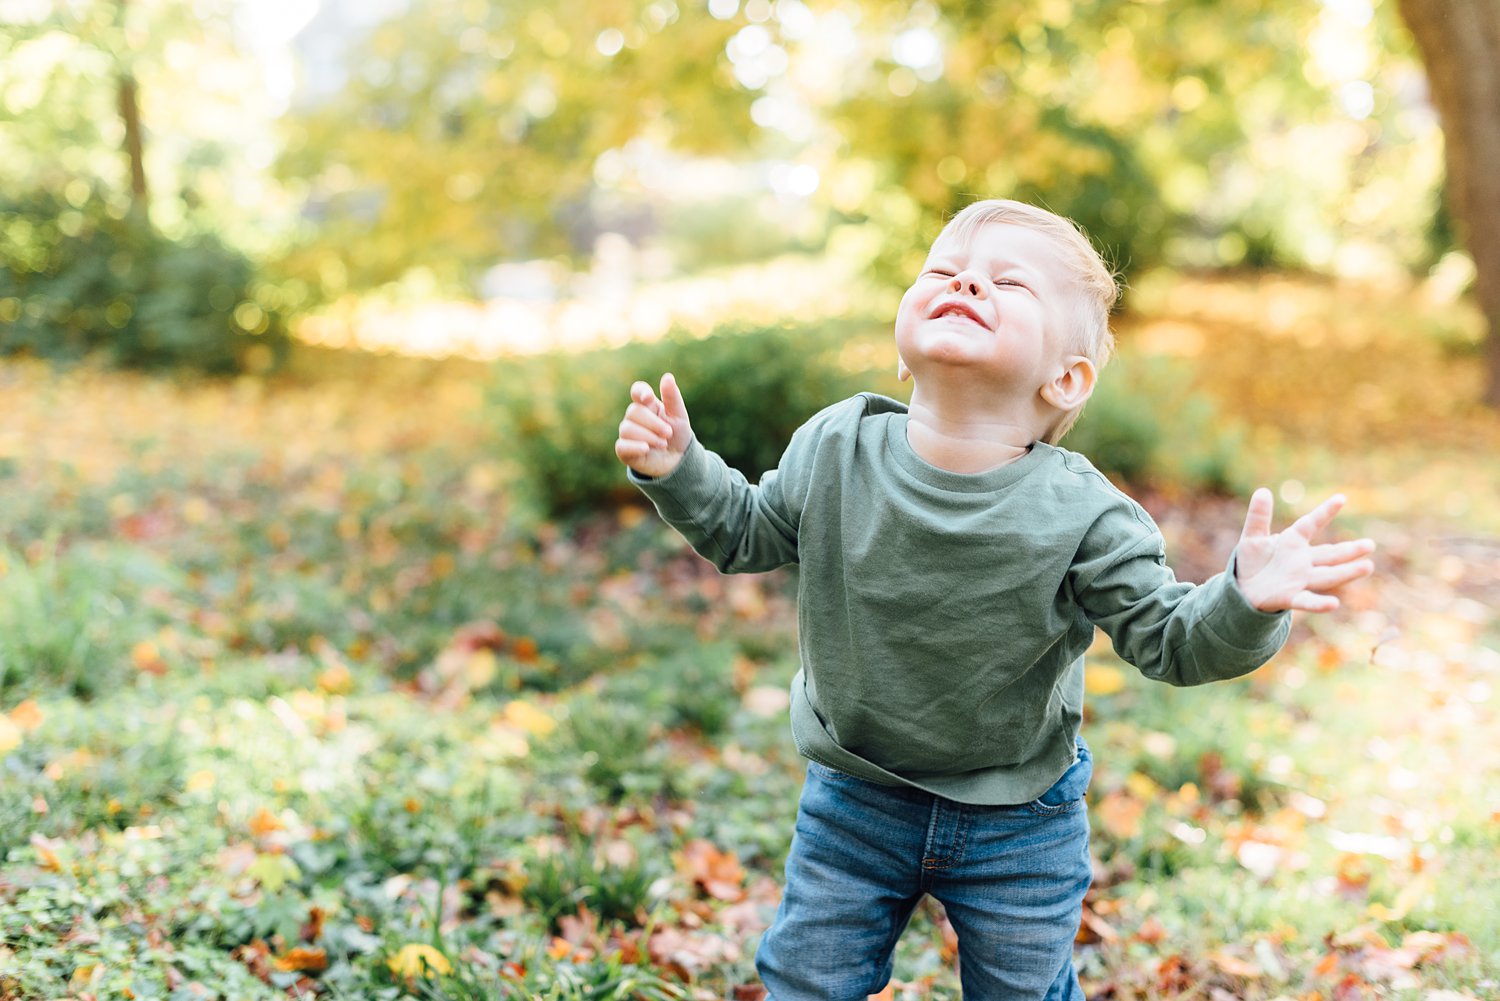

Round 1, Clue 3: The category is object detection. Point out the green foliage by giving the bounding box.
[490,318,875,516]
[0,190,289,374]
[604,642,740,739]
[1063,353,1247,492]
[559,696,670,803]
[405,940,686,1001]
[519,837,666,931]
[0,541,170,701]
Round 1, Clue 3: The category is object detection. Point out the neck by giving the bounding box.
[903,386,1043,474]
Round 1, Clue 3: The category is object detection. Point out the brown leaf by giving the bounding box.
[1135,915,1168,945]
[299,906,326,942]
[676,838,747,901]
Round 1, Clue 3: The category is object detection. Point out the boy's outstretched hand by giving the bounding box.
[615,373,694,479]
[1234,489,1376,613]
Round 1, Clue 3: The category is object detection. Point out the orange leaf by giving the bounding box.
[131,640,168,676]
[273,947,328,973]
[8,699,44,732]
[247,808,284,838]
[676,838,747,901]
[1135,916,1168,945]
[1096,791,1145,839]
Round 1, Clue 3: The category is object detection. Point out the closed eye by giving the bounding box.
[993,278,1027,288]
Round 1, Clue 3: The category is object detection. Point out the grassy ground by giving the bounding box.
[1,272,1497,1000]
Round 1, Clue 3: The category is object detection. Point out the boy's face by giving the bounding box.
[894,222,1076,398]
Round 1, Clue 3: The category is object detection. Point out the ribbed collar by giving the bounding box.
[885,412,1050,493]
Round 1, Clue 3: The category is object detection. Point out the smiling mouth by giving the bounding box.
[930,302,987,327]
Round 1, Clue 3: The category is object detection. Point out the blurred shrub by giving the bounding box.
[1064,353,1246,493]
[0,190,288,374]
[490,317,876,516]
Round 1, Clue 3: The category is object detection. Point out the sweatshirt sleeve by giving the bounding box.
[1070,501,1291,686]
[626,401,847,573]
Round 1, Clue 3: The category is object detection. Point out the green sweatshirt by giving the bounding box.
[630,393,1290,805]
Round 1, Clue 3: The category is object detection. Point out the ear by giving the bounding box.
[1039,355,1096,411]
[897,357,912,383]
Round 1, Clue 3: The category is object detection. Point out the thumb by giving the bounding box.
[1240,487,1274,541]
[660,372,689,421]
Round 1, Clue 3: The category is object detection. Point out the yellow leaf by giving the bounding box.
[387,943,453,978]
[69,963,102,991]
[1369,875,1433,922]
[1125,771,1160,800]
[1085,663,1126,696]
[0,717,20,756]
[466,650,499,689]
[247,853,301,892]
[504,699,556,737]
[185,769,216,794]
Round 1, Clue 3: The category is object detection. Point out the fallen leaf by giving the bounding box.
[676,838,747,901]
[1096,791,1145,839]
[247,808,285,838]
[0,717,20,756]
[273,947,328,973]
[504,699,556,736]
[8,700,43,732]
[1209,948,1262,978]
[1085,663,1126,695]
[387,943,453,978]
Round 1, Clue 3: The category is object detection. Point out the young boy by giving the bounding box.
[614,199,1375,1000]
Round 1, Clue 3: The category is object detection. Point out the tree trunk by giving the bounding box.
[117,72,148,210]
[114,0,148,218]
[1396,0,1500,406]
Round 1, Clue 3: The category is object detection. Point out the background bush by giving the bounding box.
[0,190,289,374]
[1063,353,1248,493]
[494,317,1247,517]
[490,317,876,516]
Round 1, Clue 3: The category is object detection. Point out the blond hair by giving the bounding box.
[935,199,1119,443]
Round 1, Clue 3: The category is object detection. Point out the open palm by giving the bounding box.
[1234,489,1376,613]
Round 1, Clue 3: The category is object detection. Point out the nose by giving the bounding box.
[949,269,986,297]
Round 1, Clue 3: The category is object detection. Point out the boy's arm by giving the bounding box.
[616,373,805,574]
[1073,491,1374,686]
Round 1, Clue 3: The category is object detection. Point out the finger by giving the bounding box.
[615,439,650,459]
[1240,488,1274,540]
[660,372,688,421]
[1290,493,1346,541]
[625,402,673,438]
[1290,591,1340,613]
[618,420,669,449]
[631,380,661,411]
[1307,559,1375,591]
[1310,538,1376,566]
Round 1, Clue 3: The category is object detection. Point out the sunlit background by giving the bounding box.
[1,0,1476,359]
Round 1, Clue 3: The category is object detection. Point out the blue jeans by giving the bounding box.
[756,739,1093,1001]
